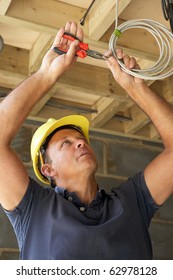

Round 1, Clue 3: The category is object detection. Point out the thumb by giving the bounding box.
[66,40,79,60]
[106,55,121,79]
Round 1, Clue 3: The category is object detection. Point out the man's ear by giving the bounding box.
[41,163,56,178]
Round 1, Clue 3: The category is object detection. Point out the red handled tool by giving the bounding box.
[53,32,106,60]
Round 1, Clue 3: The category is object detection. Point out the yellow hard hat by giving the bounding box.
[30,115,90,184]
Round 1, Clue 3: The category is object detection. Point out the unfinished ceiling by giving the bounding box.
[0,0,173,142]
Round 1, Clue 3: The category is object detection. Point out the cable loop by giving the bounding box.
[109,1,173,80]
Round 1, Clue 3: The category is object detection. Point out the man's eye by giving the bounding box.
[61,140,71,147]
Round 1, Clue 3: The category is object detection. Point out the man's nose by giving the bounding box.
[76,138,85,148]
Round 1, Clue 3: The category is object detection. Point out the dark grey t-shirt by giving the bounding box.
[5,172,159,260]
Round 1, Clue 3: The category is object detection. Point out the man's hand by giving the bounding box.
[105,49,145,92]
[39,21,84,85]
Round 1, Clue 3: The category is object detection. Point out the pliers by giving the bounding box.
[53,32,106,60]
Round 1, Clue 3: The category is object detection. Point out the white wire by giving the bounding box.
[109,0,173,80]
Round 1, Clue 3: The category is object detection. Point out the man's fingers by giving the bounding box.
[129,57,137,69]
[116,48,123,59]
[52,27,65,49]
[123,55,138,70]
[76,28,84,42]
[69,22,78,36]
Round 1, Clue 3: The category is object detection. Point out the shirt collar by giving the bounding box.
[54,185,106,206]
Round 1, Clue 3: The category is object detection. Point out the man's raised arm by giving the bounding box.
[106,49,173,205]
[0,22,83,211]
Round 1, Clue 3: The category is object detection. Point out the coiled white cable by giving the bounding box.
[109,0,173,80]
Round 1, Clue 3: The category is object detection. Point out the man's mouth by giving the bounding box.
[77,149,91,159]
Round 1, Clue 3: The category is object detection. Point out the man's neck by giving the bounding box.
[56,175,98,205]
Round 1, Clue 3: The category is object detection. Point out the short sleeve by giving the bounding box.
[4,178,35,250]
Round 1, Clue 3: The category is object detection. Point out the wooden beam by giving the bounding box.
[91,97,134,128]
[131,123,151,138]
[99,100,133,131]
[89,0,132,40]
[0,15,57,34]
[58,63,128,100]
[0,0,12,15]
[0,44,29,75]
[29,33,53,73]
[30,88,57,116]
[0,69,26,88]
[53,83,100,105]
[134,123,159,139]
[0,22,39,50]
[149,123,159,139]
[57,0,91,9]
[124,104,150,134]
[91,97,120,127]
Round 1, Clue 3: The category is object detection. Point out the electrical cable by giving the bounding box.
[79,0,96,26]
[109,0,173,80]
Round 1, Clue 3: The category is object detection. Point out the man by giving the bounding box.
[0,21,173,260]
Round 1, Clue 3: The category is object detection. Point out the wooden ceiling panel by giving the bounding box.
[120,0,170,28]
[7,0,87,33]
[0,0,172,142]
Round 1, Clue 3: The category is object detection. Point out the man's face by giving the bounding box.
[44,128,98,184]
